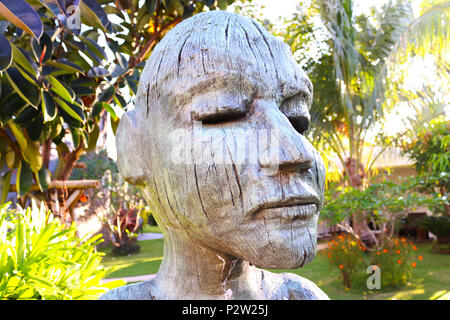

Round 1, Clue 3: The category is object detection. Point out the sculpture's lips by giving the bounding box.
[248,196,319,221]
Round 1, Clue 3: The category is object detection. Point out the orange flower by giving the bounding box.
[383,249,388,253]
[401,238,406,242]
[412,246,417,251]
[418,256,423,261]
[396,250,401,254]
[411,262,416,268]
[397,260,402,264]
[339,265,344,269]
[377,251,381,255]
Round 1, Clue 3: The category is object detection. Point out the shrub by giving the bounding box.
[102,170,145,255]
[369,237,422,288]
[322,233,366,288]
[402,118,449,176]
[70,150,118,181]
[106,208,140,256]
[321,181,423,248]
[0,201,124,299]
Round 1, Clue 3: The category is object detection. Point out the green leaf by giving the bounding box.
[0,0,43,40]
[78,35,107,60]
[97,84,115,103]
[35,167,50,192]
[46,59,84,74]
[86,123,99,151]
[8,121,27,151]
[54,96,84,123]
[16,160,33,197]
[97,102,116,120]
[0,34,12,71]
[70,127,80,149]
[79,0,112,33]
[0,92,28,115]
[47,75,74,103]
[13,106,39,125]
[41,90,56,122]
[113,94,126,109]
[110,114,120,135]
[30,32,53,65]
[5,67,40,107]
[87,66,110,78]
[11,43,38,76]
[0,170,12,204]
[25,116,43,141]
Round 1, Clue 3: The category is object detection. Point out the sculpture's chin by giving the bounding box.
[248,236,317,269]
[222,217,319,270]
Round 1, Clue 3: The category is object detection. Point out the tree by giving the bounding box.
[0,0,240,222]
[277,0,449,241]
[280,0,449,186]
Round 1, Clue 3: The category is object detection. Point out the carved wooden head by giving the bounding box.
[116,11,326,269]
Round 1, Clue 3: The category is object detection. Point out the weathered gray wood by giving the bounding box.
[101,10,328,300]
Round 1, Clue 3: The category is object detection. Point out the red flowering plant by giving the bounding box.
[321,233,366,289]
[370,237,422,288]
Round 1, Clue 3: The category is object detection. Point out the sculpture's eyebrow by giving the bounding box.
[174,72,259,105]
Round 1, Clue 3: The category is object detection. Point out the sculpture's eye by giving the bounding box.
[280,92,311,135]
[190,93,248,124]
[194,107,246,124]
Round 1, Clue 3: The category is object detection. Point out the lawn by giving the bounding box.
[100,239,449,300]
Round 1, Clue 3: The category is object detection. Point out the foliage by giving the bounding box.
[402,119,450,244]
[106,207,141,256]
[402,118,450,178]
[320,178,443,249]
[0,201,124,299]
[70,149,118,180]
[419,216,450,243]
[101,170,146,255]
[0,0,240,206]
[321,233,365,288]
[412,172,449,216]
[370,237,422,288]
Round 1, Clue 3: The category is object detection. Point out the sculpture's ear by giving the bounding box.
[116,109,146,185]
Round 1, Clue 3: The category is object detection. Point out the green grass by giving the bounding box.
[100,239,164,279]
[142,224,161,233]
[100,240,449,300]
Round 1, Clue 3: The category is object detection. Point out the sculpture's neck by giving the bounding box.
[151,229,263,299]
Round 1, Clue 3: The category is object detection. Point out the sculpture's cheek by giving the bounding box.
[116,111,146,185]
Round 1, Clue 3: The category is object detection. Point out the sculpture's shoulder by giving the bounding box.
[261,270,329,300]
[99,281,155,300]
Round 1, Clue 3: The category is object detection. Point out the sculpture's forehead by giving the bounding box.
[137,11,310,112]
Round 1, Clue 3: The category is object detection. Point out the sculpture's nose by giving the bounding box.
[258,102,314,174]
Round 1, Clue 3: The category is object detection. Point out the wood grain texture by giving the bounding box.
[102,10,328,300]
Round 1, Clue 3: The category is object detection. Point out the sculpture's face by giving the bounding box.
[116,12,325,269]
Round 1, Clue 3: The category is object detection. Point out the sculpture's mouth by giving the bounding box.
[248,196,319,222]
